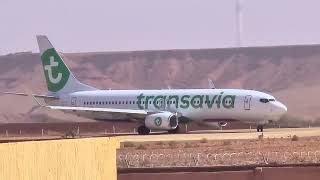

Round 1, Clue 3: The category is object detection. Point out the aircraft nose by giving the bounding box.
[274,101,287,116]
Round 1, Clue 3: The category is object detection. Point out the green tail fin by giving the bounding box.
[36,35,97,95]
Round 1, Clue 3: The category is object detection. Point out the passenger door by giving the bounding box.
[244,95,252,110]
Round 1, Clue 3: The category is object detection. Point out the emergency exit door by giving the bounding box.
[244,95,252,110]
[71,97,77,106]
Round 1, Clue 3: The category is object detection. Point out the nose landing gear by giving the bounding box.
[257,125,264,132]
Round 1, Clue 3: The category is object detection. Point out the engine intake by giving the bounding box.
[145,112,178,130]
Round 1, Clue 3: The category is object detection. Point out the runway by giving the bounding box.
[118,127,320,142]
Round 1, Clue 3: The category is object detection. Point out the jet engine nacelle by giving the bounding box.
[145,112,178,130]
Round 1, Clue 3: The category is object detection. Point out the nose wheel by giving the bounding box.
[257,125,264,132]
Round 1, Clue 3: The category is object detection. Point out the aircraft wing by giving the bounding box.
[48,106,148,114]
[46,106,155,120]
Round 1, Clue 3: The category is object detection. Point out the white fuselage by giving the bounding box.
[54,88,287,126]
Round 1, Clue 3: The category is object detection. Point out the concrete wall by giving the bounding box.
[119,166,320,180]
[0,137,119,180]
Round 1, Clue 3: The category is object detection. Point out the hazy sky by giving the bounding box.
[1,0,320,54]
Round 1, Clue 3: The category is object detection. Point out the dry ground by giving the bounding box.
[117,128,320,168]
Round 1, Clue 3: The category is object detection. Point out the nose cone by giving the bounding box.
[273,101,287,116]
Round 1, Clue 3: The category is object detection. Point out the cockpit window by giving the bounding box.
[260,98,269,103]
[269,99,275,102]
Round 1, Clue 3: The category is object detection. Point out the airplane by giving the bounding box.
[3,35,287,135]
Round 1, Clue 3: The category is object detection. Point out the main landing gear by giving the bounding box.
[137,125,150,135]
[257,125,264,132]
[168,125,180,134]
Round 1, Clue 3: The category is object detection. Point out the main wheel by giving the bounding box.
[168,125,180,134]
[257,125,264,132]
[137,126,150,135]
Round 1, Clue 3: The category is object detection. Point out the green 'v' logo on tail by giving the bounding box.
[41,48,70,92]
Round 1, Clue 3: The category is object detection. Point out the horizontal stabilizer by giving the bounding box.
[2,92,59,99]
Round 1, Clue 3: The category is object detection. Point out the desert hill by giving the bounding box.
[1,44,320,123]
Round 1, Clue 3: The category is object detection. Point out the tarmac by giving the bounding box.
[118,127,320,142]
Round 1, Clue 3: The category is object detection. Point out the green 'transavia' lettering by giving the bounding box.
[136,92,236,110]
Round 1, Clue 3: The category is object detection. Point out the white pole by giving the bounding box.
[236,0,244,47]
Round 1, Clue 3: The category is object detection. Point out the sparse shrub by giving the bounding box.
[200,138,208,143]
[155,141,164,146]
[123,142,135,148]
[136,144,147,150]
[168,141,177,148]
[184,142,193,148]
[222,141,231,146]
[292,135,299,141]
